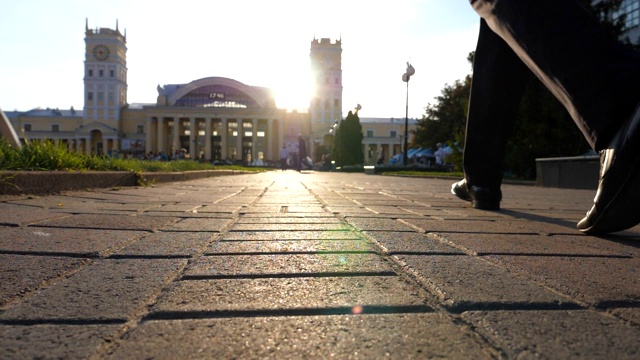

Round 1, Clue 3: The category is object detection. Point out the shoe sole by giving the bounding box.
[580,154,640,234]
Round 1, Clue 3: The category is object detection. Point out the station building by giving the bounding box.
[6,20,415,165]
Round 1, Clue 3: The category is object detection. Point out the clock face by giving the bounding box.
[92,45,110,61]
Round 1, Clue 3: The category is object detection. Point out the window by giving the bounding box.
[87,92,93,101]
[366,130,374,138]
[390,130,397,138]
[110,70,115,78]
[257,131,265,137]
[136,125,144,134]
[99,69,104,77]
[108,91,114,102]
[51,124,60,132]
[97,92,104,101]
[23,124,32,131]
[88,69,93,77]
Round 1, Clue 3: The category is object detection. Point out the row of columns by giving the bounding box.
[145,116,284,162]
[363,142,403,164]
[31,136,119,155]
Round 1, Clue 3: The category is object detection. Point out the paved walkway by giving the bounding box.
[1,171,639,359]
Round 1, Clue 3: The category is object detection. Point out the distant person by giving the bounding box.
[453,0,640,235]
[434,143,444,165]
[297,134,307,171]
[279,145,289,171]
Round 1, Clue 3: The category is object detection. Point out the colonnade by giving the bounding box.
[145,116,284,162]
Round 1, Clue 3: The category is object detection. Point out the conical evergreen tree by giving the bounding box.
[332,110,364,167]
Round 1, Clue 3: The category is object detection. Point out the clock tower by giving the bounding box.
[310,37,342,135]
[84,19,127,124]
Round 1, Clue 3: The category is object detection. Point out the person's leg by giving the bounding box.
[453,18,529,210]
[471,0,640,234]
[471,0,640,150]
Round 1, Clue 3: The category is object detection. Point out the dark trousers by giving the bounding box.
[465,0,640,189]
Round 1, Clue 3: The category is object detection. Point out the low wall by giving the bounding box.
[535,155,599,190]
[0,170,251,195]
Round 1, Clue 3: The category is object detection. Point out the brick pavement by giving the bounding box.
[1,171,639,359]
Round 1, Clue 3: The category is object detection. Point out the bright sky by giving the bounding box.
[0,0,479,119]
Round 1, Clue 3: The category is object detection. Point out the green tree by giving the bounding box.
[332,110,364,167]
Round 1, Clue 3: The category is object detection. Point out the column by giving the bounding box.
[266,119,274,160]
[220,118,228,159]
[145,117,153,154]
[172,117,180,153]
[252,118,258,164]
[157,118,165,154]
[277,118,284,153]
[75,139,81,153]
[205,118,212,161]
[189,118,196,159]
[85,137,92,154]
[236,118,243,163]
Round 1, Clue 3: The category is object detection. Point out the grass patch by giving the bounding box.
[0,138,264,173]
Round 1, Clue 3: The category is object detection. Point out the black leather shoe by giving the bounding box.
[577,104,640,235]
[451,179,501,210]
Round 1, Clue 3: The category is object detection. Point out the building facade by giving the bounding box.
[7,21,414,166]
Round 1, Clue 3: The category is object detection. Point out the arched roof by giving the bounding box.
[166,77,275,109]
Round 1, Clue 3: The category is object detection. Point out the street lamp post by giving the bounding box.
[402,62,415,166]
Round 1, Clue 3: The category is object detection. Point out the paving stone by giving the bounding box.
[0,203,70,226]
[462,310,640,359]
[109,314,490,359]
[239,212,334,218]
[486,255,640,307]
[0,254,88,307]
[184,254,394,277]
[162,218,234,232]
[0,259,186,321]
[139,211,233,218]
[437,232,631,257]
[96,202,164,212]
[206,240,373,254]
[150,276,425,312]
[113,232,216,257]
[0,227,145,257]
[394,255,574,311]
[222,231,362,241]
[235,217,342,224]
[363,231,464,254]
[230,223,353,231]
[30,214,180,231]
[345,217,419,232]
[610,307,640,326]
[401,218,537,234]
[191,205,242,213]
[0,324,121,359]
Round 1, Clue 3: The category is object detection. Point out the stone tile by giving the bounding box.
[462,310,640,358]
[184,254,394,277]
[0,203,70,226]
[29,214,180,231]
[113,232,216,257]
[363,231,464,254]
[109,314,490,359]
[394,255,574,311]
[192,205,242,213]
[151,276,425,312]
[139,211,232,218]
[610,307,640,326]
[0,255,88,307]
[230,223,352,231]
[401,218,537,234]
[0,259,186,321]
[486,255,640,307]
[222,231,363,241]
[0,227,145,257]
[437,233,631,257]
[162,218,234,232]
[345,217,419,232]
[235,217,342,224]
[206,240,373,254]
[96,202,163,212]
[0,324,121,359]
